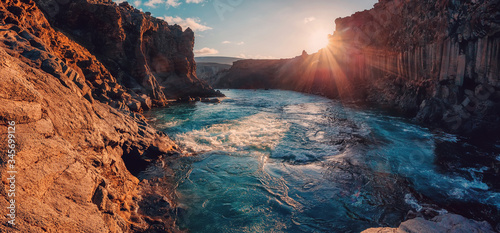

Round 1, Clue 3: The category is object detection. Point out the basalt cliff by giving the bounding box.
[0,0,219,232]
[212,0,500,136]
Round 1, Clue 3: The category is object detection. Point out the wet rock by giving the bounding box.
[362,214,495,233]
[201,98,221,103]
[176,96,195,103]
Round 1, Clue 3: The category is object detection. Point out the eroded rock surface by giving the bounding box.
[0,45,180,232]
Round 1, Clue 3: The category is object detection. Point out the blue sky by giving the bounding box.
[114,0,377,58]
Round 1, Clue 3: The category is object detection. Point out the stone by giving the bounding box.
[137,94,152,110]
[41,58,63,76]
[127,99,142,112]
[207,0,500,134]
[33,0,222,102]
[201,98,221,103]
[363,214,495,233]
[21,49,42,61]
[475,84,492,101]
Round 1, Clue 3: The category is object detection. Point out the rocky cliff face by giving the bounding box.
[0,0,202,231]
[34,0,222,105]
[214,0,500,135]
[0,45,177,232]
[332,0,500,135]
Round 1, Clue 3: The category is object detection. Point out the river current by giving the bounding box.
[146,89,500,232]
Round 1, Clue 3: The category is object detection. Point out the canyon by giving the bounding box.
[0,0,499,232]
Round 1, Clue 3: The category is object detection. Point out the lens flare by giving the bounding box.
[308,30,331,52]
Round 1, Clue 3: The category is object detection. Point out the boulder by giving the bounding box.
[362,214,495,233]
[201,98,221,103]
[127,99,142,112]
[137,94,152,110]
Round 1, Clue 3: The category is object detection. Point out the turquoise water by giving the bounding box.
[146,89,500,232]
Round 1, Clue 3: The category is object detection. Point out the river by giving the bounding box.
[146,89,500,233]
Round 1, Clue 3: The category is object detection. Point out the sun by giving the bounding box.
[308,29,331,53]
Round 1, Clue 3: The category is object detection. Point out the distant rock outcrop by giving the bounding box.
[196,62,232,86]
[195,57,242,86]
[213,0,500,135]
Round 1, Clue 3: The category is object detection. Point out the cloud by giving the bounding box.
[144,0,163,7]
[186,0,204,3]
[161,16,212,31]
[195,47,219,55]
[304,17,316,24]
[144,0,180,8]
[222,41,245,45]
[133,0,142,6]
[166,0,181,7]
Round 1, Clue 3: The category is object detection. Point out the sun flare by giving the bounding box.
[308,30,331,53]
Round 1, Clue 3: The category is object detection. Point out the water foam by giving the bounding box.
[174,112,289,154]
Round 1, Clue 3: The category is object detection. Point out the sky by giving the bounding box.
[113,0,377,59]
